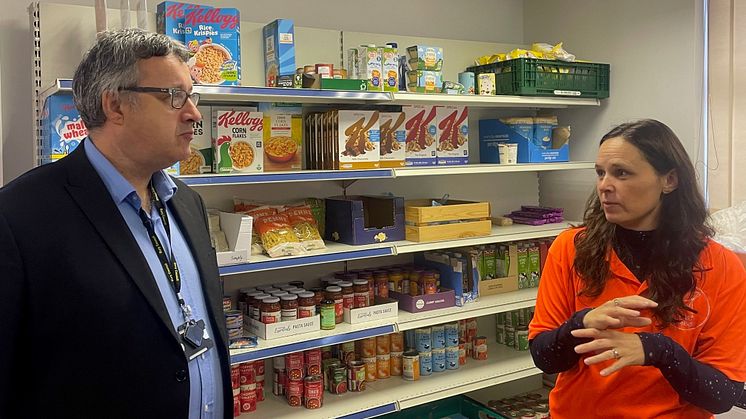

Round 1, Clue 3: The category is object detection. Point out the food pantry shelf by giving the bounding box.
[229,289,537,364]
[392,162,593,177]
[391,91,601,108]
[179,169,394,186]
[238,345,538,419]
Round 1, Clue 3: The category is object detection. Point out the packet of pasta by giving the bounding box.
[244,206,277,255]
[255,213,306,257]
[284,206,326,251]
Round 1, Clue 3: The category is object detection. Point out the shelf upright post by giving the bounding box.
[30,2,43,168]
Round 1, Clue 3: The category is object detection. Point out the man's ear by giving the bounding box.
[662,169,679,194]
[101,91,127,126]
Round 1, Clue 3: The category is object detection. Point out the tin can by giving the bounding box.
[305,348,322,376]
[273,356,285,370]
[496,311,507,326]
[473,336,488,360]
[376,353,391,379]
[445,346,459,370]
[458,341,467,365]
[240,386,256,412]
[286,352,304,381]
[304,375,323,409]
[376,334,391,355]
[431,325,446,349]
[390,332,404,352]
[255,381,264,401]
[339,341,356,365]
[224,310,242,329]
[390,351,403,376]
[458,71,475,95]
[347,360,367,392]
[496,324,506,345]
[239,362,255,385]
[358,337,376,358]
[419,351,432,376]
[230,365,240,389]
[402,350,420,381]
[505,325,516,348]
[362,356,377,381]
[404,330,416,351]
[233,394,240,417]
[322,358,340,391]
[315,63,334,79]
[273,368,285,396]
[415,328,432,353]
[329,365,347,394]
[320,346,332,360]
[223,296,233,311]
[516,325,529,351]
[432,348,446,372]
[285,379,303,407]
[444,322,459,347]
[254,360,265,383]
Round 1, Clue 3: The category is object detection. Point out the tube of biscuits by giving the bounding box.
[94,0,108,33]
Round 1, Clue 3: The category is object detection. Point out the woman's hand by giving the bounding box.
[582,295,658,330]
[571,328,645,376]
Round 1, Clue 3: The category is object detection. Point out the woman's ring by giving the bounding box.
[612,348,621,359]
[613,298,620,306]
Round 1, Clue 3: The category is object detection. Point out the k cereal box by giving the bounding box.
[213,108,263,173]
[179,105,213,174]
[156,2,211,43]
[42,95,87,163]
[338,110,380,170]
[436,106,469,165]
[403,105,437,166]
[379,112,405,168]
[184,8,241,85]
[258,103,303,172]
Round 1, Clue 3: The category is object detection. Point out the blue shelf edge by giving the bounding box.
[179,169,393,185]
[338,403,398,419]
[230,324,396,364]
[218,247,394,275]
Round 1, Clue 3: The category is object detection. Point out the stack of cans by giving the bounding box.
[496,307,534,351]
[229,360,265,417]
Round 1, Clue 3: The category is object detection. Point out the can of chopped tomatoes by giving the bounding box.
[303,375,323,409]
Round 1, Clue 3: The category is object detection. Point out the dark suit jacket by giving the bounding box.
[0,143,232,418]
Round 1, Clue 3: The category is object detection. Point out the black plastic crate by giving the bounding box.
[466,58,610,98]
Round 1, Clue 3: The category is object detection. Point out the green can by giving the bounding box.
[496,311,507,326]
[495,325,506,345]
[516,325,529,351]
[320,299,336,330]
[505,325,516,348]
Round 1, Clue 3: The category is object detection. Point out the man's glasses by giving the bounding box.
[120,87,200,109]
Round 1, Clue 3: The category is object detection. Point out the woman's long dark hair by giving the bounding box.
[573,119,713,327]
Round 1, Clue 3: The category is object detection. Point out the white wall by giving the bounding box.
[0,0,523,184]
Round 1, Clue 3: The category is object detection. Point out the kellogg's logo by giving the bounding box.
[217,111,263,131]
[438,108,468,143]
[405,107,437,144]
[185,8,240,30]
[165,3,206,19]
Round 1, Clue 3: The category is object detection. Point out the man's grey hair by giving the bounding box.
[72,28,189,130]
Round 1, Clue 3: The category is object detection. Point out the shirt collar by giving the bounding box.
[84,138,178,211]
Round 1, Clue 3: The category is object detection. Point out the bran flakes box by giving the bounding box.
[179,105,213,174]
[213,109,263,173]
[156,2,211,43]
[263,19,296,87]
[41,95,87,163]
[184,8,241,85]
[403,105,437,166]
[338,110,380,170]
[436,106,469,165]
[378,112,405,168]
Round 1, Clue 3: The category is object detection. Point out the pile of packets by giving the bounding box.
[506,205,564,226]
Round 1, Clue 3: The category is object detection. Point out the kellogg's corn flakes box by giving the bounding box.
[156,1,211,43]
[436,106,469,165]
[262,19,296,87]
[179,105,213,175]
[213,108,263,173]
[403,105,437,166]
[41,95,87,163]
[184,8,241,85]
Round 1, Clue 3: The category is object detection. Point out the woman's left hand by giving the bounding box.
[571,328,645,376]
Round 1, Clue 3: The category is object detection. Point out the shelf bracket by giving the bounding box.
[338,179,358,195]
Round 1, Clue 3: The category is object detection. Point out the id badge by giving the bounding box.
[178,319,214,360]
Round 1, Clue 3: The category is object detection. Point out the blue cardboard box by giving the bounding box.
[263,19,296,87]
[156,2,212,43]
[416,252,479,307]
[41,95,87,163]
[325,195,405,245]
[184,7,241,85]
[479,119,569,163]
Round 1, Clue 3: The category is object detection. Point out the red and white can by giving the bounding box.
[230,365,240,389]
[285,379,303,407]
[273,368,286,396]
[304,375,323,409]
[233,394,240,417]
[240,386,257,412]
[256,380,265,402]
[254,360,265,384]
[305,348,322,376]
[286,352,304,381]
[239,362,255,385]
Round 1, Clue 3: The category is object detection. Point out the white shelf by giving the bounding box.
[392,91,601,108]
[396,288,538,332]
[392,162,593,177]
[241,345,539,419]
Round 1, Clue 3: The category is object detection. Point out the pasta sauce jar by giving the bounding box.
[260,297,281,324]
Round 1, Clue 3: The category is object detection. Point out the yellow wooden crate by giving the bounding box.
[404,199,491,242]
[405,219,492,242]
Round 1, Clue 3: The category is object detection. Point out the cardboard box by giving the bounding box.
[406,45,443,71]
[259,103,302,172]
[247,315,320,340]
[184,8,241,85]
[213,108,263,173]
[479,119,569,163]
[406,70,442,94]
[41,95,87,164]
[528,242,541,288]
[390,289,455,313]
[517,245,529,289]
[348,46,383,91]
[263,19,296,87]
[379,112,406,168]
[478,244,519,297]
[418,252,478,306]
[156,2,211,43]
[320,78,368,91]
[436,106,469,165]
[343,298,398,324]
[325,195,405,245]
[216,211,251,266]
[382,45,400,92]
[338,110,380,170]
[179,105,213,175]
[403,105,437,166]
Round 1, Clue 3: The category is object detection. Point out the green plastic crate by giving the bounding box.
[380,395,505,419]
[466,58,610,98]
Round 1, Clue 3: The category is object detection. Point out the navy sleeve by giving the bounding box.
[529,308,592,374]
[638,332,744,414]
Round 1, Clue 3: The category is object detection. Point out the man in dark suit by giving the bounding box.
[0,29,232,418]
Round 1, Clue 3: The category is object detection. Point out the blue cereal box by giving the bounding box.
[184,8,241,85]
[263,19,296,87]
[42,95,87,163]
[156,2,212,43]
[479,119,569,163]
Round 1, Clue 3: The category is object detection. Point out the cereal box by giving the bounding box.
[406,45,443,71]
[379,112,405,168]
[338,110,380,170]
[156,2,211,43]
[179,105,212,175]
[349,46,383,91]
[436,106,469,165]
[184,8,241,85]
[382,45,399,92]
[406,70,442,94]
[403,105,437,166]
[263,19,296,87]
[41,95,87,163]
[258,103,303,171]
[213,109,263,173]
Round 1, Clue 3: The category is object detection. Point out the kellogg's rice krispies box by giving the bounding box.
[41,95,87,163]
[403,105,437,166]
[436,106,469,165]
[262,19,296,87]
[213,108,263,173]
[179,105,213,175]
[184,8,241,85]
[156,2,211,43]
